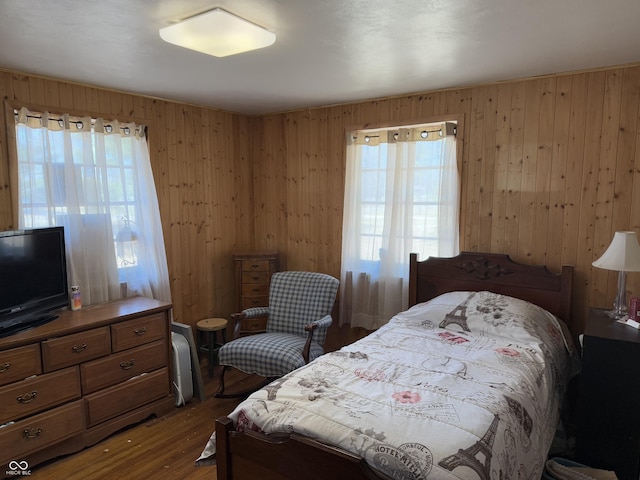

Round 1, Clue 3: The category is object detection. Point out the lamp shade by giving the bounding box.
[159,8,275,58]
[592,231,640,272]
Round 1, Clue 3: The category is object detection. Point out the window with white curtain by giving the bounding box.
[340,122,460,329]
[13,107,171,306]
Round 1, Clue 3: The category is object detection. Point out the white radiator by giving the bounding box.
[171,332,193,406]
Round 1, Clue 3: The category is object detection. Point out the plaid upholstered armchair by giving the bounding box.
[215,271,339,397]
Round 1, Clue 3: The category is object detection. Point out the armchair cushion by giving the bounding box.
[218,332,325,378]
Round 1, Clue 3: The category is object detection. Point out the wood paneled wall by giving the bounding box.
[253,64,640,336]
[0,70,254,330]
[1,63,639,346]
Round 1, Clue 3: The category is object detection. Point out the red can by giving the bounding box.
[630,297,640,321]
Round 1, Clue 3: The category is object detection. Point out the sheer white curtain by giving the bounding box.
[340,123,460,329]
[15,107,171,305]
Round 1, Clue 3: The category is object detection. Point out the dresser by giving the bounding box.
[575,308,640,480]
[0,297,174,473]
[233,251,279,336]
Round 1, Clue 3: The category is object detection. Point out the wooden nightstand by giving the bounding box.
[575,307,640,480]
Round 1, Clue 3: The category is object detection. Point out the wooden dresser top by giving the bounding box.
[0,297,172,350]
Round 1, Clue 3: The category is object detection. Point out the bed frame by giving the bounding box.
[215,252,574,480]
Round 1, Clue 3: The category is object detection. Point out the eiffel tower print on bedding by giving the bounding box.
[205,289,576,479]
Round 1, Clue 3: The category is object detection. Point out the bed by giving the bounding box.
[209,252,575,480]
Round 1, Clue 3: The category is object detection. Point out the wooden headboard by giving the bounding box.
[408,252,574,328]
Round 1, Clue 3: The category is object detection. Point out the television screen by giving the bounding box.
[0,226,69,337]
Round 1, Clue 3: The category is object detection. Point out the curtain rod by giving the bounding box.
[352,122,457,143]
[363,126,448,140]
[14,109,144,135]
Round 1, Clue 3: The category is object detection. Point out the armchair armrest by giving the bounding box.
[302,314,333,363]
[304,314,333,332]
[240,307,270,318]
[230,307,270,338]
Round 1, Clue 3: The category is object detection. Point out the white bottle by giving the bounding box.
[70,285,82,311]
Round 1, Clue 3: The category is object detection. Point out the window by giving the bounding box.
[340,122,460,329]
[14,108,171,305]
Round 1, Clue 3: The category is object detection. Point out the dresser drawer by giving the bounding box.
[80,340,167,394]
[0,366,81,424]
[0,400,85,464]
[0,344,41,387]
[241,283,270,297]
[241,259,271,272]
[84,367,169,426]
[242,270,270,284]
[241,296,269,309]
[42,327,111,372]
[111,313,166,353]
[240,317,268,333]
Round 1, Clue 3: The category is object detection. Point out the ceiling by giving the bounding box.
[0,0,639,116]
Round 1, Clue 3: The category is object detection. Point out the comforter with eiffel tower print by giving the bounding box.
[223,290,575,480]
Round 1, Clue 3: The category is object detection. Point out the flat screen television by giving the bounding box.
[0,226,69,338]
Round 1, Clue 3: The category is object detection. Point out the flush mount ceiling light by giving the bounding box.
[159,7,275,58]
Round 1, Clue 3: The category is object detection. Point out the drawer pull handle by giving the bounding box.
[252,288,260,292]
[120,359,135,370]
[134,327,147,336]
[0,362,10,373]
[23,428,42,439]
[72,343,87,353]
[17,391,38,404]
[250,264,260,269]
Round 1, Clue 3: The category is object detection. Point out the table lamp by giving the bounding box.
[592,231,640,318]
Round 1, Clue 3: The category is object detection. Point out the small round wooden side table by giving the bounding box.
[196,317,228,378]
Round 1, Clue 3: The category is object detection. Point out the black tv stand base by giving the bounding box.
[0,313,60,339]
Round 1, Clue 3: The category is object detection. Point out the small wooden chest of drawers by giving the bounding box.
[233,251,279,335]
[0,297,173,472]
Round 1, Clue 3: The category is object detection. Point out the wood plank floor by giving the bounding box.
[28,366,264,479]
